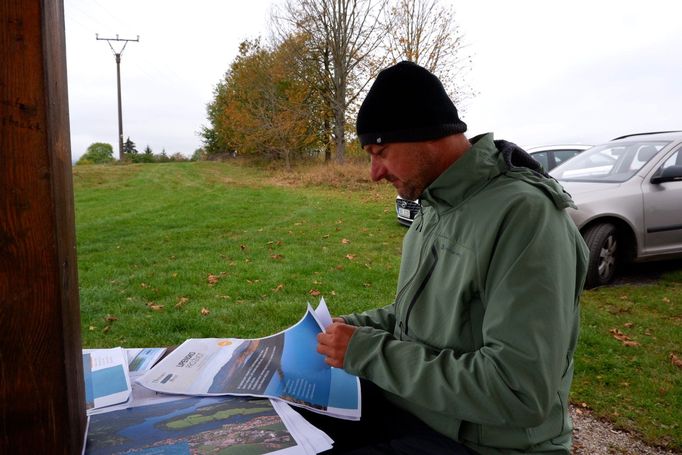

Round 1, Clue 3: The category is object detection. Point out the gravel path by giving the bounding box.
[570,405,676,454]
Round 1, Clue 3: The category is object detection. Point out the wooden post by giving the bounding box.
[1,0,87,453]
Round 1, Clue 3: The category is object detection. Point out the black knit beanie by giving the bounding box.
[356,61,467,147]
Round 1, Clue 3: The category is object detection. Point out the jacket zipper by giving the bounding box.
[402,244,439,337]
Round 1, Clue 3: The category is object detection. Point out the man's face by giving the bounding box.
[365,141,440,201]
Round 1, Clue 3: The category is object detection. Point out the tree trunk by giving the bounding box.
[334,109,346,163]
[324,115,332,162]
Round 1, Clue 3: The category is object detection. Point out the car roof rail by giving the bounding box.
[611,130,682,141]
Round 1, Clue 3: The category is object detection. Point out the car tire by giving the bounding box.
[583,222,618,288]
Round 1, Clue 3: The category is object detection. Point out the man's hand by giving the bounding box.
[317,322,357,369]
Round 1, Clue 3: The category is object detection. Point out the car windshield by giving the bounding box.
[550,140,670,183]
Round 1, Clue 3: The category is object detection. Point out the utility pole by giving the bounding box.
[96,34,139,160]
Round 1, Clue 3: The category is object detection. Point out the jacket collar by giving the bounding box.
[420,133,502,210]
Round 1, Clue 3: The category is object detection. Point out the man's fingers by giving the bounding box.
[316,322,356,369]
[317,341,344,368]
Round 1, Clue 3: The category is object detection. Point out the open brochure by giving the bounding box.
[137,301,361,420]
[85,395,332,455]
[83,347,167,416]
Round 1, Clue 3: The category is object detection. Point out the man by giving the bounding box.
[310,61,589,454]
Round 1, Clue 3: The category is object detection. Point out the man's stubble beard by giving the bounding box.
[396,152,438,201]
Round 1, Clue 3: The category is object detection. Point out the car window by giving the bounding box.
[660,148,682,169]
[553,150,581,165]
[551,141,670,183]
[531,151,550,171]
[629,144,662,170]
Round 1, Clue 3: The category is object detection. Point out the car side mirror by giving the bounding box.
[651,165,682,184]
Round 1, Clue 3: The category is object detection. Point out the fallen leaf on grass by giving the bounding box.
[89,326,97,331]
[147,303,164,311]
[104,315,118,323]
[623,322,634,328]
[240,244,247,250]
[341,238,350,244]
[662,297,671,303]
[273,284,284,292]
[271,254,284,260]
[609,328,640,346]
[345,254,355,260]
[309,289,321,296]
[102,326,110,334]
[175,297,189,308]
[201,307,210,316]
[671,353,682,369]
[207,272,228,286]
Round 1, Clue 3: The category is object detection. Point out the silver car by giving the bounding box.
[526,144,591,172]
[550,131,682,288]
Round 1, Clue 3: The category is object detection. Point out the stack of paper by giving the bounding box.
[81,300,349,454]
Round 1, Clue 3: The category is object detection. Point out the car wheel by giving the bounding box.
[583,223,618,288]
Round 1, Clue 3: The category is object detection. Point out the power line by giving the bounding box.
[96,33,139,160]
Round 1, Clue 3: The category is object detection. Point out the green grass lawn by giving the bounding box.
[74,161,682,451]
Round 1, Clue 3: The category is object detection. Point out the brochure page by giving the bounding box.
[137,305,360,420]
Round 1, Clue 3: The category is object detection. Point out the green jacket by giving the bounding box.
[343,133,589,454]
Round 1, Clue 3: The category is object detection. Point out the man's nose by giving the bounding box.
[370,155,386,182]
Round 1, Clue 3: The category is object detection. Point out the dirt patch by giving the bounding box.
[610,259,682,286]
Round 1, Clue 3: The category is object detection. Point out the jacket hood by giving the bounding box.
[422,133,576,211]
[489,135,577,210]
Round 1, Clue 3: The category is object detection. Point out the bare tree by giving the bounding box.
[384,0,474,108]
[275,0,387,163]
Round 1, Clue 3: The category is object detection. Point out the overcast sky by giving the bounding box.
[64,0,682,161]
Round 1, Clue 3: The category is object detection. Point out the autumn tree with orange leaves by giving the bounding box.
[204,35,326,168]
